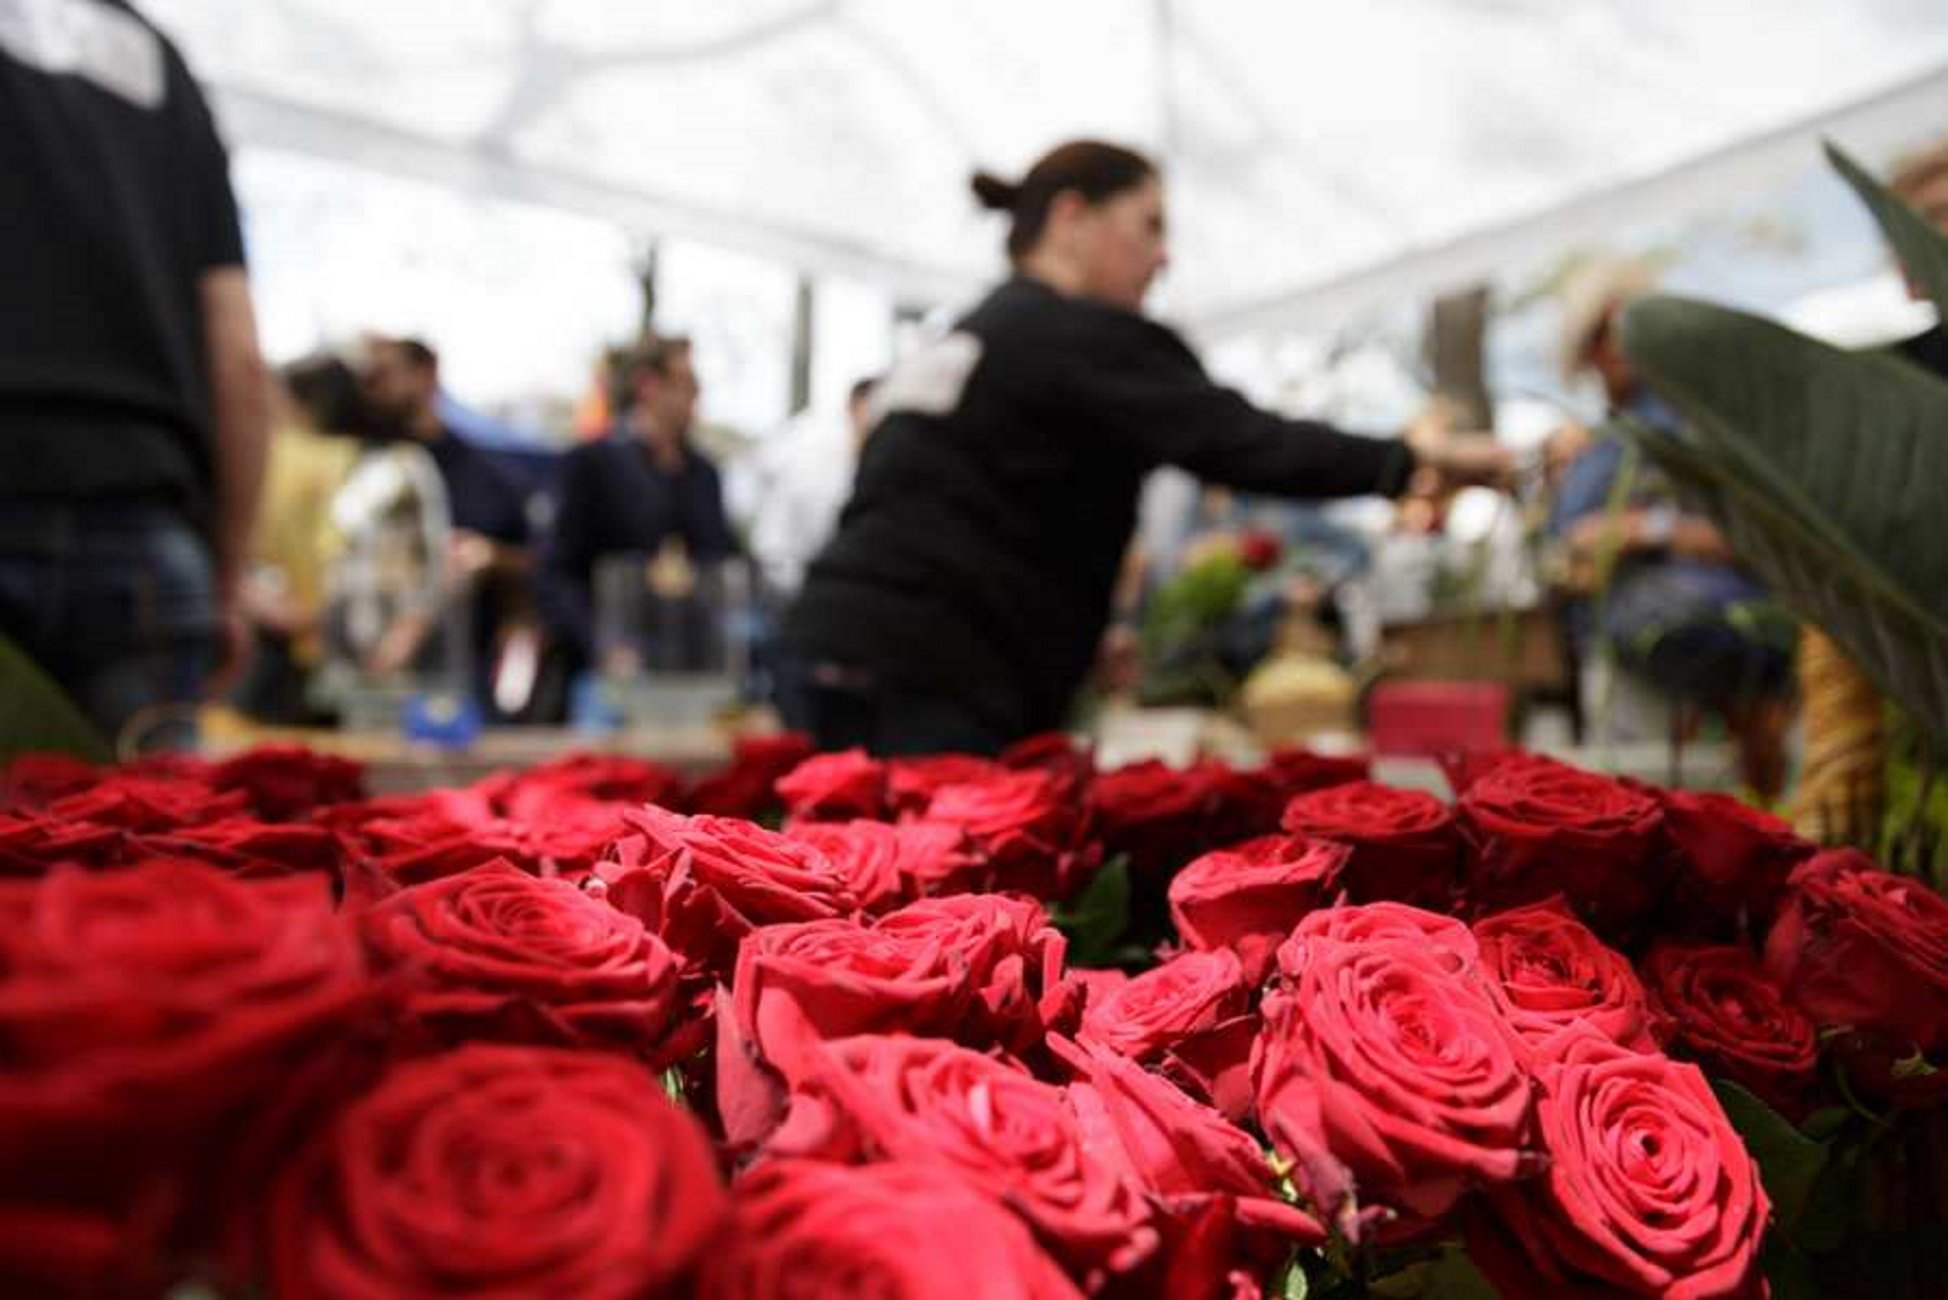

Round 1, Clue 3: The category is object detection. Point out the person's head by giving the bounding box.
[615,335,699,442]
[281,353,368,435]
[359,336,440,435]
[972,140,1165,310]
[1891,136,1948,235]
[846,375,879,446]
[1559,258,1658,407]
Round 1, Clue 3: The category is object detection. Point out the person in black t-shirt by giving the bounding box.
[783,139,1507,756]
[540,335,737,674]
[0,0,270,749]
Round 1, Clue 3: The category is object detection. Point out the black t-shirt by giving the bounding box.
[541,433,736,656]
[786,276,1414,736]
[0,0,245,504]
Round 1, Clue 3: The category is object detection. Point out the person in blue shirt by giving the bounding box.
[541,336,737,676]
[1548,262,1794,795]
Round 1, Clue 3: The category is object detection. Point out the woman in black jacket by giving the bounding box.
[783,140,1505,755]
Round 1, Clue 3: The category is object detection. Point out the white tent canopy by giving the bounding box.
[149,0,1948,336]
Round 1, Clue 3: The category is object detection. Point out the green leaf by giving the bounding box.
[1616,295,1948,752]
[1798,1107,1852,1143]
[1825,141,1948,325]
[0,631,111,763]
[1277,1253,1310,1300]
[1368,1246,1503,1300]
[1710,1079,1829,1230]
[1052,854,1132,967]
[661,1067,686,1106]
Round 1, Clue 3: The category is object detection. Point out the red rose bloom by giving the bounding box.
[1658,788,1812,927]
[595,804,857,977]
[1169,834,1346,984]
[1764,849,1948,1053]
[1080,949,1248,1063]
[46,775,249,832]
[0,752,102,808]
[764,1034,1155,1276]
[1643,942,1820,1116]
[1471,1029,1768,1300]
[783,818,976,913]
[1259,747,1372,801]
[921,768,1097,899]
[0,862,368,1295]
[683,732,816,819]
[1457,756,1667,934]
[502,750,685,808]
[699,1158,1083,1300]
[1091,760,1223,877]
[1275,900,1483,986]
[269,1044,725,1300]
[1280,780,1461,907]
[1000,732,1097,785]
[0,811,123,876]
[210,745,366,821]
[776,748,890,821]
[727,893,1073,1092]
[1255,904,1535,1232]
[358,860,692,1064]
[133,816,343,880]
[886,753,1006,812]
[1473,897,1661,1053]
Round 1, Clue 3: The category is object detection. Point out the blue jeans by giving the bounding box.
[0,500,217,751]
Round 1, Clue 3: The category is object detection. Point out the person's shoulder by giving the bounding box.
[965,278,1197,366]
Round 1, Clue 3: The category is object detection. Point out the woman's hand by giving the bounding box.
[1405,411,1515,490]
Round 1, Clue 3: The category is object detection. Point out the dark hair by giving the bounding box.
[971,139,1158,261]
[848,375,879,405]
[612,334,693,413]
[389,337,438,372]
[281,353,366,433]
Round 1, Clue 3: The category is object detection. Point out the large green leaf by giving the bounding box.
[1825,142,1948,321]
[0,632,111,763]
[1616,297,1948,749]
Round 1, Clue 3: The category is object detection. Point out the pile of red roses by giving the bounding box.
[3,738,1946,1299]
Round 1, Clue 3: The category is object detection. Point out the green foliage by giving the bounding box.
[1051,855,1135,968]
[0,631,111,764]
[1615,144,1948,756]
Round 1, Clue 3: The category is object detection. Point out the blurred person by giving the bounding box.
[1548,258,1794,795]
[353,336,535,690]
[782,139,1506,756]
[0,0,268,750]
[1890,135,1948,372]
[741,375,881,600]
[231,355,364,722]
[541,335,736,674]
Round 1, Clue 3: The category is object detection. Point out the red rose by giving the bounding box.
[0,752,102,808]
[210,745,365,821]
[764,1034,1154,1277]
[1275,899,1483,986]
[328,787,626,889]
[133,816,343,880]
[1080,949,1248,1064]
[1764,849,1948,1053]
[1259,747,1371,802]
[684,732,816,819]
[1457,756,1667,934]
[1280,780,1461,907]
[1169,834,1345,984]
[886,753,1006,812]
[1658,788,1812,928]
[1255,903,1535,1232]
[595,804,856,977]
[776,748,890,821]
[1643,942,1820,1116]
[1058,1037,1324,1245]
[782,818,975,913]
[268,1044,724,1300]
[1470,1029,1768,1300]
[921,768,1097,899]
[0,811,123,876]
[357,860,692,1065]
[45,775,250,831]
[0,862,368,1294]
[726,893,1072,1095]
[502,750,685,808]
[1197,759,1291,847]
[699,1158,1083,1300]
[1091,760,1222,877]
[1001,732,1098,785]
[1473,897,1661,1053]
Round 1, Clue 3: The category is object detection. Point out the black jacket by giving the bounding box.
[785,277,1414,736]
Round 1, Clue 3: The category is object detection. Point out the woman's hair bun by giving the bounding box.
[970,170,1022,211]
